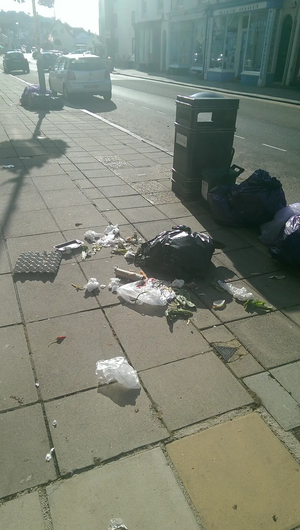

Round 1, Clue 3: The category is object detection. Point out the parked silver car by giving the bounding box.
[48,53,112,100]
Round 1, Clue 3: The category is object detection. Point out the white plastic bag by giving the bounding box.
[260,203,300,245]
[84,278,100,292]
[108,519,128,530]
[96,356,140,390]
[116,278,175,306]
[217,279,254,302]
[108,277,121,292]
[84,230,102,243]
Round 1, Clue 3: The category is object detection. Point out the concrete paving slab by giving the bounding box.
[32,175,77,191]
[26,164,67,177]
[120,206,168,223]
[140,352,253,431]
[243,372,300,430]
[271,361,300,403]
[172,214,220,232]
[0,191,47,213]
[100,184,138,198]
[107,195,152,209]
[0,244,11,273]
[167,413,300,530]
[215,247,282,279]
[0,275,22,326]
[28,310,122,400]
[49,204,107,231]
[0,492,45,530]
[0,324,37,411]
[39,189,90,208]
[7,232,64,267]
[134,219,173,240]
[83,188,105,199]
[0,404,56,498]
[283,305,300,326]
[247,272,300,309]
[47,448,200,530]
[227,312,300,369]
[89,175,125,187]
[105,303,212,371]
[2,209,59,238]
[15,262,99,322]
[44,388,168,474]
[205,228,251,254]
[91,198,115,211]
[229,353,264,378]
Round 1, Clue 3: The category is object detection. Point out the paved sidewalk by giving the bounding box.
[0,73,300,530]
[114,68,300,105]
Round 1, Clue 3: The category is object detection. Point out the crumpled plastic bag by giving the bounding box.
[96,356,140,390]
[84,225,124,247]
[108,278,121,292]
[116,278,175,306]
[269,215,300,267]
[84,230,103,243]
[217,279,254,302]
[260,203,300,245]
[108,519,128,530]
[134,225,215,280]
[84,278,100,292]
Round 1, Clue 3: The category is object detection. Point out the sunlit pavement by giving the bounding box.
[0,72,300,530]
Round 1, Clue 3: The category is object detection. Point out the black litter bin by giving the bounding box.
[172,92,240,201]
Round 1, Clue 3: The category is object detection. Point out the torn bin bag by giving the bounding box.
[134,225,215,280]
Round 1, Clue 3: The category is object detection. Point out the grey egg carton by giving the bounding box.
[13,251,62,274]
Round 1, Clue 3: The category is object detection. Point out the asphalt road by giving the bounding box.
[5,55,300,203]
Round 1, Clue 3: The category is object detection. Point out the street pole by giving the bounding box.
[31,0,46,94]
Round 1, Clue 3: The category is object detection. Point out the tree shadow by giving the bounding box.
[61,95,117,114]
[0,110,68,257]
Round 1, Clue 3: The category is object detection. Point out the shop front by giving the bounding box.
[206,0,283,86]
[168,17,206,75]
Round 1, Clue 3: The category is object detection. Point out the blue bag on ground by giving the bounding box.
[20,85,52,107]
[229,169,286,226]
[134,225,215,280]
[269,215,300,267]
[207,184,241,226]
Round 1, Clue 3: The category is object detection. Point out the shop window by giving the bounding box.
[244,11,268,71]
[210,16,226,68]
[157,0,163,11]
[170,21,193,65]
[141,0,146,13]
[223,15,238,70]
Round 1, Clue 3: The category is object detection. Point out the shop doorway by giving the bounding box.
[274,15,292,82]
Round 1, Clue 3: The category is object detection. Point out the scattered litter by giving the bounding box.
[52,420,57,427]
[81,245,90,261]
[117,278,175,306]
[84,230,103,243]
[54,240,84,252]
[84,278,100,292]
[124,250,136,261]
[96,357,140,390]
[171,279,185,288]
[35,382,40,388]
[215,279,254,302]
[212,299,226,309]
[71,283,85,291]
[48,335,66,347]
[269,214,300,267]
[269,275,285,280]
[75,223,82,227]
[108,518,128,530]
[3,164,14,168]
[100,284,106,289]
[165,288,196,322]
[108,278,121,292]
[45,448,55,462]
[114,266,145,282]
[13,251,62,275]
[244,299,274,312]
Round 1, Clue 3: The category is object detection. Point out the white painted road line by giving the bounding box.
[234,135,245,139]
[141,106,149,110]
[262,143,287,152]
[155,110,166,115]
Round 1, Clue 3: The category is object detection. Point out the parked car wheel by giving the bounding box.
[103,91,112,101]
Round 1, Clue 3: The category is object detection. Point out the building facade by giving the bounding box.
[98,0,135,66]
[131,0,300,86]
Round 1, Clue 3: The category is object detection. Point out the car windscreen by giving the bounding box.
[68,58,106,71]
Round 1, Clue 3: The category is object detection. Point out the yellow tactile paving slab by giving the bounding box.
[167,413,300,530]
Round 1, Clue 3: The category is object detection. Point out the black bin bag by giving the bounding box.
[134,225,215,280]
